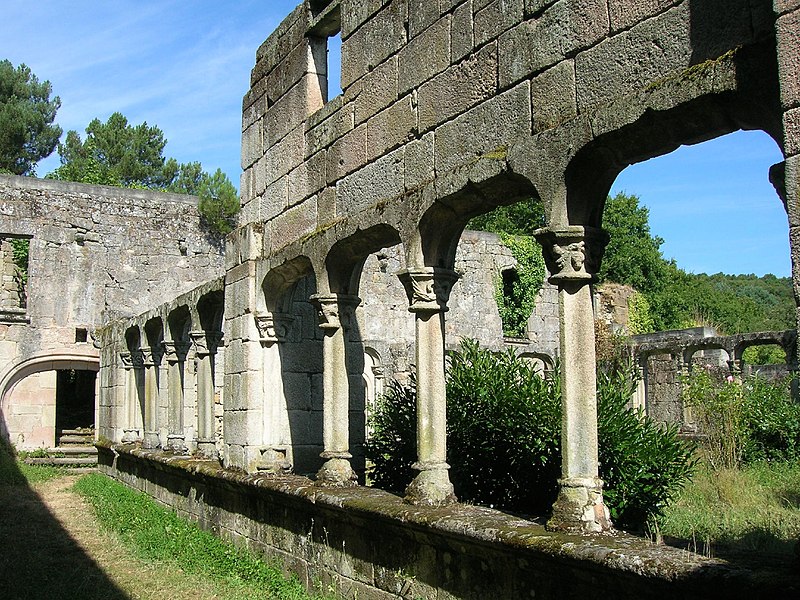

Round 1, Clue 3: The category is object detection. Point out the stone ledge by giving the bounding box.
[98,442,800,599]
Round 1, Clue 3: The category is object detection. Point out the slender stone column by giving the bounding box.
[120,351,142,443]
[141,345,162,449]
[310,294,360,486]
[190,330,222,457]
[535,226,611,532]
[253,313,294,474]
[163,341,190,453]
[398,267,459,506]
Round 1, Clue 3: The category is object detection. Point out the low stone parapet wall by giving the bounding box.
[97,443,798,600]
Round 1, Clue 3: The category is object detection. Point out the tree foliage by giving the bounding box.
[0,60,61,176]
[48,112,239,235]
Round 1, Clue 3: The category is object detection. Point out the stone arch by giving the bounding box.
[0,351,100,411]
[408,171,539,269]
[262,255,315,314]
[561,46,782,227]
[0,350,100,447]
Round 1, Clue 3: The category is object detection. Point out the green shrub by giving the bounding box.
[597,363,696,528]
[682,368,800,467]
[743,375,800,462]
[366,340,696,529]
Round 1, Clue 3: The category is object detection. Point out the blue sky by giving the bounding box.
[1,2,791,277]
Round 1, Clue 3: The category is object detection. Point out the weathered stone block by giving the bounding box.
[351,56,399,125]
[341,1,408,89]
[499,0,609,89]
[283,372,313,410]
[267,200,318,254]
[316,186,337,224]
[434,82,531,175]
[775,0,800,15]
[241,120,263,169]
[398,16,451,95]
[784,155,800,227]
[785,107,800,158]
[408,0,442,37]
[450,0,474,64]
[418,41,498,132]
[336,147,405,214]
[341,0,394,39]
[531,59,577,132]
[474,0,523,47]
[264,75,326,148]
[288,150,328,206]
[261,126,305,188]
[326,124,368,184]
[777,10,800,109]
[366,95,417,161]
[261,176,289,222]
[404,132,436,191]
[607,0,680,33]
[575,4,690,113]
[305,101,355,157]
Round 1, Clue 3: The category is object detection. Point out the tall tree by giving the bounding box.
[598,192,672,294]
[51,112,170,187]
[0,60,61,175]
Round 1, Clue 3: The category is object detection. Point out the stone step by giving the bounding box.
[24,456,97,466]
[58,435,95,445]
[47,446,97,456]
[60,428,94,436]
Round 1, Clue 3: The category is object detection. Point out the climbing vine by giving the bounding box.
[495,234,546,337]
[627,289,654,335]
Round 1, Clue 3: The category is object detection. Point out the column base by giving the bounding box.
[142,431,161,450]
[121,429,140,443]
[404,462,456,506]
[196,439,218,459]
[165,434,188,454]
[546,477,612,533]
[316,453,357,487]
[256,446,292,474]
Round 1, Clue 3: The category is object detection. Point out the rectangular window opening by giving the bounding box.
[0,235,31,321]
[75,328,88,344]
[308,1,342,104]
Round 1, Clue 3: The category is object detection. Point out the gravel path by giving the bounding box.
[0,475,242,600]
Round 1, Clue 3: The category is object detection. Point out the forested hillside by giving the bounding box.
[470,193,795,337]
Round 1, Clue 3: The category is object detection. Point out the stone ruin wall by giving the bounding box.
[0,174,225,448]
[99,229,559,475]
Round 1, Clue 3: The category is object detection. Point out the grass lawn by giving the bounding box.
[657,461,800,558]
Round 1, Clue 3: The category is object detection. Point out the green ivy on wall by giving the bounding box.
[495,234,546,337]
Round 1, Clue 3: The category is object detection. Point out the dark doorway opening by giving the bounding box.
[55,369,96,438]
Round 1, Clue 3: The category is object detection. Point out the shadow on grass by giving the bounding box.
[0,437,128,600]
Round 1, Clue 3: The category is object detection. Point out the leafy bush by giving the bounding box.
[597,364,696,528]
[682,368,800,467]
[366,340,696,529]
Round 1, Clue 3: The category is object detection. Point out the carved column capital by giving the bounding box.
[397,267,460,314]
[162,341,191,364]
[309,294,360,330]
[141,346,163,367]
[534,226,609,284]
[190,330,223,356]
[120,351,133,370]
[253,312,294,346]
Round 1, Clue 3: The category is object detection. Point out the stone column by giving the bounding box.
[253,313,294,474]
[535,226,611,532]
[141,345,162,449]
[163,341,190,453]
[120,351,142,443]
[398,267,459,506]
[310,294,360,486]
[191,330,222,457]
